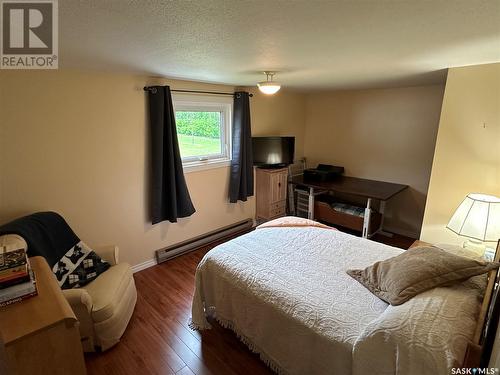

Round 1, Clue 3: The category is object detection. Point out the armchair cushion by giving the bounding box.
[84,262,133,323]
[52,241,110,289]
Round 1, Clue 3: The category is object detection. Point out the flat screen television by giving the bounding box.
[252,136,295,168]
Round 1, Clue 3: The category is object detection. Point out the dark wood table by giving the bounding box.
[290,175,408,238]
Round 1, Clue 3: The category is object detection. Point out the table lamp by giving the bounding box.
[446,193,500,257]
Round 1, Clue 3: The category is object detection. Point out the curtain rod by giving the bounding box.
[143,87,253,97]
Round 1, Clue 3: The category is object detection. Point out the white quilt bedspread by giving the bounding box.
[352,283,483,375]
[191,226,402,374]
[191,226,482,375]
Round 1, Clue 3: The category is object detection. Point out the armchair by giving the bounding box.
[0,234,137,352]
[62,244,137,352]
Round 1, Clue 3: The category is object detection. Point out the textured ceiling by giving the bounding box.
[60,0,500,90]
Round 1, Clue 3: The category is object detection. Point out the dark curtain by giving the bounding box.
[147,85,195,224]
[229,91,253,203]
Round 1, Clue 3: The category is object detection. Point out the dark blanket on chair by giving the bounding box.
[0,212,80,268]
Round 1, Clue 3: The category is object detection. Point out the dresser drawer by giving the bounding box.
[270,200,286,211]
[270,206,285,218]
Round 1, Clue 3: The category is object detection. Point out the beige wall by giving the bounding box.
[247,87,306,159]
[304,85,445,237]
[4,65,495,266]
[0,70,305,267]
[419,64,500,370]
[421,63,500,245]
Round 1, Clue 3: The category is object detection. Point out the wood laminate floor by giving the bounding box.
[85,231,414,375]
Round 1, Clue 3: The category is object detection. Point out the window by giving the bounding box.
[173,94,232,172]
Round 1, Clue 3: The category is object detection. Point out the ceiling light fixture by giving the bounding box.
[257,71,281,95]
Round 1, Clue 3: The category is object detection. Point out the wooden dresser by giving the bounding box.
[0,256,86,375]
[256,167,288,220]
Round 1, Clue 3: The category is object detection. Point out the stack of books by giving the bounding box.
[0,245,37,307]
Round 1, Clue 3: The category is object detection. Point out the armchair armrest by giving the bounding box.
[62,288,95,350]
[93,245,119,266]
[62,288,92,313]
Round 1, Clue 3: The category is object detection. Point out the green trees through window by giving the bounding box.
[175,111,222,158]
[176,111,221,138]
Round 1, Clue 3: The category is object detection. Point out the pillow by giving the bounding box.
[347,246,500,306]
[52,241,110,289]
[433,243,484,260]
[432,243,490,293]
[352,284,482,375]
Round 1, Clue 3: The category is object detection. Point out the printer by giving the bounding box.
[303,164,344,182]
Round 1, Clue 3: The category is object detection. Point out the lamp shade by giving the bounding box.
[257,71,281,95]
[257,81,281,95]
[447,193,500,242]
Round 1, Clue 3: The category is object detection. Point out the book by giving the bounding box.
[0,289,38,308]
[0,273,31,289]
[0,268,29,282]
[0,269,36,303]
[0,248,27,271]
[0,258,29,289]
[0,263,29,281]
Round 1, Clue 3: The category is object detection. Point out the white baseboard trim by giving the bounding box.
[156,218,253,264]
[131,258,157,273]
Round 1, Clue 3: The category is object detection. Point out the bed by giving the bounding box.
[191,217,495,375]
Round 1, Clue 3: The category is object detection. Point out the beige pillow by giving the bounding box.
[432,243,489,293]
[347,246,500,306]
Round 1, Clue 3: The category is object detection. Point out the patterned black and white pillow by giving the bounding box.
[52,241,110,289]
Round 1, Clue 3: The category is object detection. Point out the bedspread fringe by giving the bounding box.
[214,314,287,375]
[188,319,212,330]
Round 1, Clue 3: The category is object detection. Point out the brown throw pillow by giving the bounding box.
[347,246,500,306]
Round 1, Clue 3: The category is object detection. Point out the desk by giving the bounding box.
[291,175,408,238]
[0,256,86,375]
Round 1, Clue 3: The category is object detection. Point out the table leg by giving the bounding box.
[377,200,394,237]
[288,182,295,215]
[362,198,372,239]
[308,187,315,220]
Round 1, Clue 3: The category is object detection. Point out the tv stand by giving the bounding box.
[256,167,288,220]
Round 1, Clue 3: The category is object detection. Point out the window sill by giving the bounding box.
[182,158,231,174]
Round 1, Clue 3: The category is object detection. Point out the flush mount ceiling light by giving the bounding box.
[257,71,281,95]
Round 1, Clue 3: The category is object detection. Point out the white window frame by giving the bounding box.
[172,93,232,173]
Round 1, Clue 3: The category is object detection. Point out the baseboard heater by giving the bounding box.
[155,218,254,264]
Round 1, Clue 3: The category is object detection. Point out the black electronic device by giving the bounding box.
[252,136,295,168]
[303,164,344,182]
